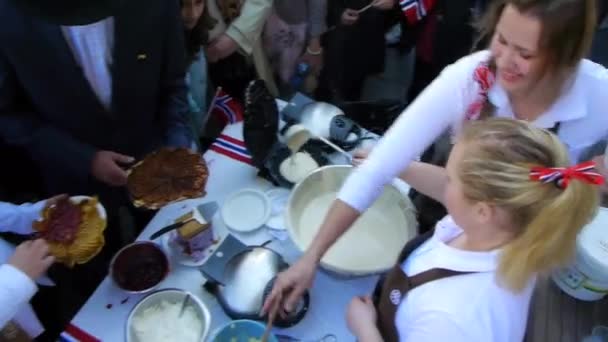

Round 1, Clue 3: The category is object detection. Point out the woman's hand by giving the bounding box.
[261,252,318,317]
[347,296,383,341]
[9,239,55,281]
[299,37,323,77]
[352,148,371,167]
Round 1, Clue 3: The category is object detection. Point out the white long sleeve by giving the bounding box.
[0,200,46,235]
[0,264,37,330]
[337,53,477,212]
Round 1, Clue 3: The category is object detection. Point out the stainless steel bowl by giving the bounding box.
[110,241,170,294]
[286,165,417,276]
[126,289,211,342]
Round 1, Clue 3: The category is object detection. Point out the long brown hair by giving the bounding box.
[458,118,600,291]
[474,0,597,119]
[181,1,217,63]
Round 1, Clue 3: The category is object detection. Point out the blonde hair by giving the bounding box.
[475,0,598,119]
[458,118,600,291]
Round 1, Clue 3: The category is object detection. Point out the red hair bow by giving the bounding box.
[530,161,605,189]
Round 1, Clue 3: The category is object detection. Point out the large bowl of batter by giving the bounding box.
[285,165,418,276]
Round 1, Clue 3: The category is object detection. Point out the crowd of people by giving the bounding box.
[0,0,607,340]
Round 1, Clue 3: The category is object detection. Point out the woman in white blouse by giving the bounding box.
[0,198,58,339]
[264,0,608,336]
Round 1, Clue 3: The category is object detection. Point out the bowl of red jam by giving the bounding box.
[110,241,170,293]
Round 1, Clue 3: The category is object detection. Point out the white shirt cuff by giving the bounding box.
[0,264,38,328]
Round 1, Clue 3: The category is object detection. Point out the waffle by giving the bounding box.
[127,148,209,209]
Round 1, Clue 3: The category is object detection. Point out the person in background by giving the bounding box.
[0,0,193,228]
[181,0,216,147]
[262,0,327,95]
[0,197,63,340]
[346,119,602,341]
[0,0,193,338]
[263,0,608,322]
[205,0,278,100]
[317,0,397,102]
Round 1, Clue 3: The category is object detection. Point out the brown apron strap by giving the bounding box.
[409,268,473,288]
[0,321,32,342]
[396,230,435,264]
[374,229,475,342]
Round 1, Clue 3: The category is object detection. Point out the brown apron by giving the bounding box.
[372,231,474,341]
[0,321,32,342]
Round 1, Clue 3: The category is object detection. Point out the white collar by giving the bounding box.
[487,65,587,129]
[426,216,501,273]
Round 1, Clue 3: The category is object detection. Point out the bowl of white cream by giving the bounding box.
[126,289,211,342]
[286,165,418,276]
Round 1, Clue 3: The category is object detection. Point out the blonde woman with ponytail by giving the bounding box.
[264,0,608,326]
[343,118,602,341]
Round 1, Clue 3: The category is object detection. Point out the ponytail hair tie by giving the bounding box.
[530,161,605,189]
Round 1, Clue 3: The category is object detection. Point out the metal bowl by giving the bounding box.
[286,165,417,276]
[210,320,278,342]
[110,241,170,294]
[126,289,211,342]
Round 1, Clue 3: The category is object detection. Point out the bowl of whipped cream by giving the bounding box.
[126,289,211,342]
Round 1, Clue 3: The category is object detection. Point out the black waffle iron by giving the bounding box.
[243,81,330,188]
[200,234,309,327]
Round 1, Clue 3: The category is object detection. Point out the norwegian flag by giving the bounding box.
[208,87,244,128]
[399,0,436,25]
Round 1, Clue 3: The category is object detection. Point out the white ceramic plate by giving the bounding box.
[70,195,107,219]
[221,189,271,232]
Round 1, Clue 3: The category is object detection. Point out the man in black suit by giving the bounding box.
[0,0,192,196]
[0,0,193,338]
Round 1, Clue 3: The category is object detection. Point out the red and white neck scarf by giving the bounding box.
[465,61,495,121]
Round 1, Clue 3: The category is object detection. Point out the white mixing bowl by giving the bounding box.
[286,165,417,276]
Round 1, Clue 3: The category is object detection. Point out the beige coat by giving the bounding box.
[207,0,278,96]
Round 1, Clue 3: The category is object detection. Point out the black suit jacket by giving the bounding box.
[0,0,192,194]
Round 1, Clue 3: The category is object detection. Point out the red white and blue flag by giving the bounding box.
[59,324,100,342]
[529,161,605,189]
[399,0,435,25]
[208,87,244,127]
[209,134,253,165]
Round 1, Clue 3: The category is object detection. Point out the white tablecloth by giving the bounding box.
[65,122,384,342]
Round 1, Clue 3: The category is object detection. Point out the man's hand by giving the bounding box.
[91,151,134,187]
[206,34,239,63]
[341,9,360,25]
[9,239,55,281]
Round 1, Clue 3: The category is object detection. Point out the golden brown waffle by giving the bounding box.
[127,148,209,210]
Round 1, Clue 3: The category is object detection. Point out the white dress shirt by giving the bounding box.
[339,50,608,212]
[0,200,46,337]
[396,216,535,342]
[62,18,114,110]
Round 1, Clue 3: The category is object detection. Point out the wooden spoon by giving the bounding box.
[261,292,282,342]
